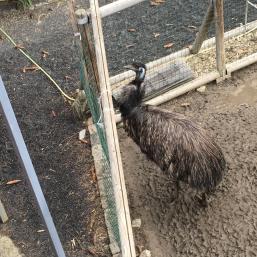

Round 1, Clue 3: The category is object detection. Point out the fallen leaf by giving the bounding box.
[22,64,39,73]
[126,44,136,48]
[90,167,97,182]
[150,0,165,6]
[51,110,57,117]
[15,44,25,50]
[188,25,197,30]
[128,28,136,32]
[80,139,88,144]
[153,33,160,38]
[181,102,191,107]
[41,50,49,59]
[6,179,22,185]
[37,230,45,233]
[164,42,174,48]
[150,1,159,6]
[64,75,73,81]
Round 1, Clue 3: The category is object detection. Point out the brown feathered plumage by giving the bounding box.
[113,62,226,205]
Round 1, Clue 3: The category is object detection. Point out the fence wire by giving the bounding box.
[224,0,257,69]
[75,21,121,253]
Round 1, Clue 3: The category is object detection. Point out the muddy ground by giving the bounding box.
[119,63,257,257]
[0,3,110,257]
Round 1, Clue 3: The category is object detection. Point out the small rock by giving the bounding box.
[110,242,120,255]
[132,218,142,228]
[79,129,87,142]
[181,102,190,107]
[140,250,151,257]
[196,86,206,93]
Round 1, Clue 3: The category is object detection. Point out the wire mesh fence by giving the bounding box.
[73,15,122,254]
[101,0,257,100]
[224,0,257,73]
[102,0,218,101]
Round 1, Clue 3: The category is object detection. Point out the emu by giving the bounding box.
[112,62,226,206]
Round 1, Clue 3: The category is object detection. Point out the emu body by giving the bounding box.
[113,63,226,204]
[123,105,226,192]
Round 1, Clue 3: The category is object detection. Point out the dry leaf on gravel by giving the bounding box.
[6,180,22,185]
[128,28,136,32]
[22,64,39,73]
[163,42,174,48]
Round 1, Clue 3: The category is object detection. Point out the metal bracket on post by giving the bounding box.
[0,76,66,257]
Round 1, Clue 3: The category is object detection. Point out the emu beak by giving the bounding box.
[124,65,137,71]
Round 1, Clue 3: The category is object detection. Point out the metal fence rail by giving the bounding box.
[0,76,66,257]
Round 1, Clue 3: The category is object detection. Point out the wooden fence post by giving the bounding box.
[75,9,100,91]
[89,0,136,256]
[215,0,226,78]
[190,0,214,54]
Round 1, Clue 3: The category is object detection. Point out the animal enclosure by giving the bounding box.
[75,0,257,256]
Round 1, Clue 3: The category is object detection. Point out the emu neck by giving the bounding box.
[120,79,144,118]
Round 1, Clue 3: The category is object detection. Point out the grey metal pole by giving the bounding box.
[0,76,66,257]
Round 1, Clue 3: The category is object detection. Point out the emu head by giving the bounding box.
[112,62,147,116]
[124,62,147,83]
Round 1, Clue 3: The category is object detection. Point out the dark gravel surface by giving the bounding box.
[101,0,257,75]
[0,3,110,257]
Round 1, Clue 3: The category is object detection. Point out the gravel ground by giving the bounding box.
[102,0,257,75]
[0,3,110,257]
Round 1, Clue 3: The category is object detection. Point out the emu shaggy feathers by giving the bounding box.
[113,62,226,194]
[124,105,226,191]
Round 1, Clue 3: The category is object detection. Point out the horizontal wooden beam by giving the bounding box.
[115,71,220,123]
[226,52,257,75]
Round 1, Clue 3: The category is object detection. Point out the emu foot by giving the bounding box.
[196,193,208,208]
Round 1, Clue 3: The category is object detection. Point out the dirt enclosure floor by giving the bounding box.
[119,63,257,257]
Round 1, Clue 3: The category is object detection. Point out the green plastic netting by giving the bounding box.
[79,56,121,249]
